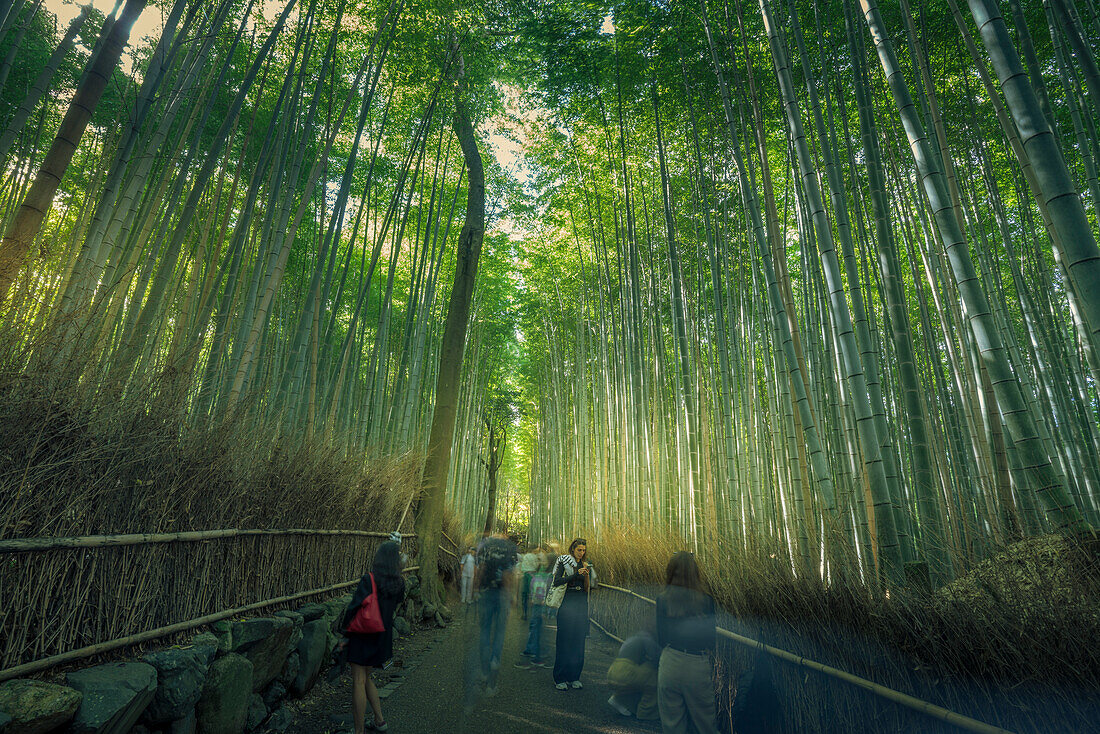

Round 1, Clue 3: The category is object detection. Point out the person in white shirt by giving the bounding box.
[459,547,476,603]
[518,548,539,619]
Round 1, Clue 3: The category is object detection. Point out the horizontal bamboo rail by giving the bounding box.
[589,616,624,644]
[0,565,423,683]
[0,528,416,554]
[597,583,1015,734]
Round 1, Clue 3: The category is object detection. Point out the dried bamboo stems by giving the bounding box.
[0,565,423,683]
[597,584,1015,734]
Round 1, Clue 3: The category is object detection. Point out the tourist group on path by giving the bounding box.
[339,531,720,734]
[460,533,720,734]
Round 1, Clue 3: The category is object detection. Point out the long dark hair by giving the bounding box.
[568,537,587,563]
[372,540,405,596]
[661,551,708,617]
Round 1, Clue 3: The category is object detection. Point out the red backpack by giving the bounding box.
[347,573,385,634]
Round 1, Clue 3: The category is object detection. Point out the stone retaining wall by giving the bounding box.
[0,574,450,734]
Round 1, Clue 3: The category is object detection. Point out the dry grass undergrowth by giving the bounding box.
[584,524,1100,733]
[0,361,439,671]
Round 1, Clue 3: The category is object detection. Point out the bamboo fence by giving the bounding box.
[596,583,1015,734]
[0,528,421,671]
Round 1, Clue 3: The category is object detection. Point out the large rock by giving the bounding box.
[210,622,232,654]
[420,603,436,620]
[230,619,294,692]
[0,680,81,734]
[321,598,349,633]
[272,612,302,629]
[66,662,157,734]
[0,711,11,734]
[244,696,266,732]
[392,617,410,637]
[189,635,220,662]
[325,631,342,662]
[275,653,298,690]
[402,601,419,623]
[295,605,325,623]
[196,654,252,734]
[141,643,214,723]
[290,620,328,697]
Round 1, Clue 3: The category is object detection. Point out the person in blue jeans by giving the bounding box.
[516,550,552,669]
[474,533,518,695]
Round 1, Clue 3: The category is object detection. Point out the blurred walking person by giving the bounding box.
[656,551,718,734]
[459,546,476,604]
[475,533,518,695]
[339,541,406,734]
[518,545,539,619]
[551,538,591,690]
[516,549,552,669]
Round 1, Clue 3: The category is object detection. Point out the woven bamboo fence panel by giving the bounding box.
[0,529,420,671]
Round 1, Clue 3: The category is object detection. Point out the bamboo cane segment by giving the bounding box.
[0,529,417,553]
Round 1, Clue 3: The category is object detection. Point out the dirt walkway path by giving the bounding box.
[288,600,661,734]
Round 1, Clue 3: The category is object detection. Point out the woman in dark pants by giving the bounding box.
[552,537,590,689]
[339,541,405,734]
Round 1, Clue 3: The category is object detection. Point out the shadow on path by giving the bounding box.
[291,599,662,734]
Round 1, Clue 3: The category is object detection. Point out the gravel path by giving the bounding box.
[289,600,662,734]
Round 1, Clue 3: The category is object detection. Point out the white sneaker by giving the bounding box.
[555,682,569,690]
[608,695,632,717]
[570,680,583,689]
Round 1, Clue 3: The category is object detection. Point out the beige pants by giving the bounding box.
[657,647,718,734]
[607,658,659,720]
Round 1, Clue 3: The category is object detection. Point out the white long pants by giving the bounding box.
[461,574,474,603]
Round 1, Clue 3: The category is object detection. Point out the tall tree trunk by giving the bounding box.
[482,420,506,535]
[414,42,485,604]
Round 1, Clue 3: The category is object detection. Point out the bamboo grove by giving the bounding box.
[0,0,1098,595]
[518,0,1100,589]
[0,0,531,515]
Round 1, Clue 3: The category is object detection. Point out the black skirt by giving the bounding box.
[346,627,393,668]
[342,575,403,668]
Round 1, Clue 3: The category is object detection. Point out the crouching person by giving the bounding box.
[606,631,660,720]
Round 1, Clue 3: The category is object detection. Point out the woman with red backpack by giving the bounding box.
[339,540,405,733]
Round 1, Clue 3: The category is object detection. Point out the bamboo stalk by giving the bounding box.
[0,529,417,554]
[597,584,1015,734]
